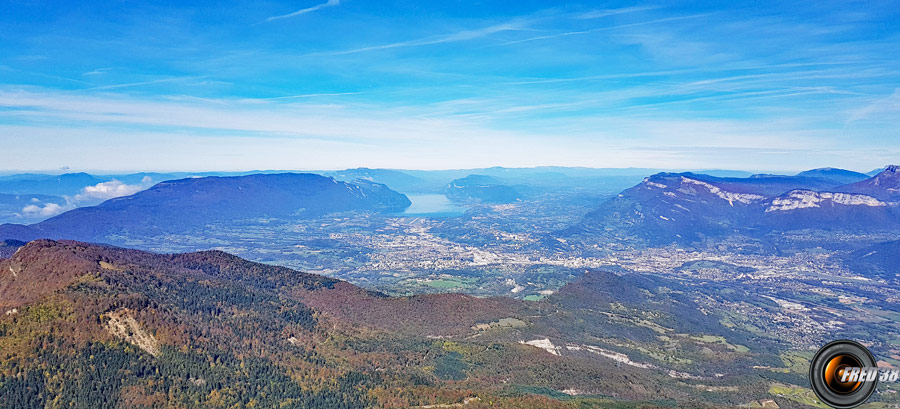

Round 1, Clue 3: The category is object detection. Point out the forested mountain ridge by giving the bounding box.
[0,240,784,408]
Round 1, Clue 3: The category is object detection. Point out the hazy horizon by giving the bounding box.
[0,164,891,176]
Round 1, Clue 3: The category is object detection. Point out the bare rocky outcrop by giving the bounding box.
[105,308,160,356]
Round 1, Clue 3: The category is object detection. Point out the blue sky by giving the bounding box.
[1,0,898,172]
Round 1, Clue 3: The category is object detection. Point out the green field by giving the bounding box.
[425,276,477,289]
[768,384,828,408]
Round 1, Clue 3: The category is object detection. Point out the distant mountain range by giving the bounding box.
[795,167,871,185]
[2,166,895,250]
[0,172,214,197]
[324,167,430,192]
[0,173,410,243]
[572,166,900,246]
[446,174,522,204]
[0,172,107,196]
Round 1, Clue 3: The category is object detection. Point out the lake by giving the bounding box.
[397,194,466,217]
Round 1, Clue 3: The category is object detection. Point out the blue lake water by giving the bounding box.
[397,194,466,217]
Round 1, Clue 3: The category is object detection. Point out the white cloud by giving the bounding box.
[74,177,154,202]
[266,0,340,22]
[22,203,71,218]
[20,177,154,219]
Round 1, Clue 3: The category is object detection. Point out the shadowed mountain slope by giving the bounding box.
[572,167,900,247]
[838,165,900,201]
[0,173,411,242]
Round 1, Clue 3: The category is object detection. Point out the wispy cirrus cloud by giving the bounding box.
[245,91,366,101]
[323,20,533,55]
[576,6,660,20]
[82,67,112,76]
[0,83,879,172]
[266,0,340,22]
[81,76,205,91]
[498,13,711,46]
[847,88,900,123]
